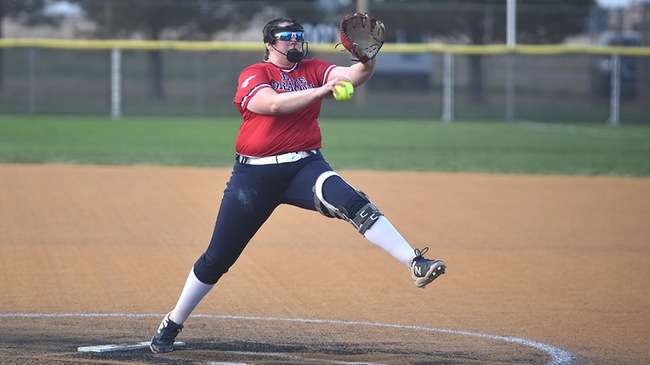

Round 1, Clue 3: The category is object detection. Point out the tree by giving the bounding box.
[372,0,595,102]
[71,0,248,99]
[0,0,56,90]
[6,0,343,99]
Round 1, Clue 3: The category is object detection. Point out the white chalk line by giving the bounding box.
[0,312,575,365]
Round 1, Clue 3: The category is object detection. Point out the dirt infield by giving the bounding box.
[1,163,649,365]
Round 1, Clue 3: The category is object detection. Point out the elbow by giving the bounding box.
[267,93,284,114]
[268,102,281,115]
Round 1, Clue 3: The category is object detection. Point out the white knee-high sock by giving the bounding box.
[363,216,416,266]
[168,269,213,325]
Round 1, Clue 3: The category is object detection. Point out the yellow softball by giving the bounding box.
[332,81,354,101]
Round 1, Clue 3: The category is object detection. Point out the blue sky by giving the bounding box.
[597,0,631,8]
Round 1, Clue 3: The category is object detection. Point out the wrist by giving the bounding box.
[362,58,376,68]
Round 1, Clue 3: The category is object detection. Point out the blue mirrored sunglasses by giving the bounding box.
[274,31,304,42]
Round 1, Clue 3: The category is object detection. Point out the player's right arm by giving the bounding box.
[235,64,349,116]
[247,78,344,115]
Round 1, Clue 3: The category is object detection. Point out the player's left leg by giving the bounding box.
[281,155,446,288]
[151,161,285,353]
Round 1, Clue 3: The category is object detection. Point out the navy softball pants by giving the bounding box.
[193,151,368,285]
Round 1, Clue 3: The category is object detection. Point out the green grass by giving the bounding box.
[1,115,649,176]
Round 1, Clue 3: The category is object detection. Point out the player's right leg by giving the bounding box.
[282,156,446,288]
[315,174,446,288]
[151,162,283,353]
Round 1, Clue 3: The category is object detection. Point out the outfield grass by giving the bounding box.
[0,115,649,176]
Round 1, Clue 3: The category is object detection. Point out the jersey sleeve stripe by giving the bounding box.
[322,64,336,85]
[241,83,271,111]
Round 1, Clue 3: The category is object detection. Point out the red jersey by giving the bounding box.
[233,58,336,157]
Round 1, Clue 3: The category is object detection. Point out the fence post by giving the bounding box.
[608,54,620,126]
[506,0,517,122]
[111,48,122,120]
[442,53,454,123]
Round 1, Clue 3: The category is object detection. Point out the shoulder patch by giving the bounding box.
[241,75,257,89]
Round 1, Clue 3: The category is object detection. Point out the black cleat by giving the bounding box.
[150,313,183,353]
[410,247,446,288]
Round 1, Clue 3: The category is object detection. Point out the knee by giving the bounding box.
[313,171,383,234]
[193,252,231,285]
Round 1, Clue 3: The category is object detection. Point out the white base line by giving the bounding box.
[0,312,574,365]
[77,341,186,353]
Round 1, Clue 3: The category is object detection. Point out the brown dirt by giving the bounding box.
[1,163,649,365]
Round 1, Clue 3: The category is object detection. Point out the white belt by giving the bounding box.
[237,150,317,165]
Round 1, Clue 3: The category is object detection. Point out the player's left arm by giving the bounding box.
[327,58,376,87]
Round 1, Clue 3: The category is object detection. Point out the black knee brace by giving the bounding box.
[313,171,383,234]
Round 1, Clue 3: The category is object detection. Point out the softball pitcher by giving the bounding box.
[150,15,446,354]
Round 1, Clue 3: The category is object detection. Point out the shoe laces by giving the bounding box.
[413,247,429,258]
[158,315,182,338]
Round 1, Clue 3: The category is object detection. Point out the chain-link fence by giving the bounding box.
[0,43,648,123]
[0,0,648,123]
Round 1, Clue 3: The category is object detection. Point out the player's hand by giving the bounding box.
[317,77,353,99]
